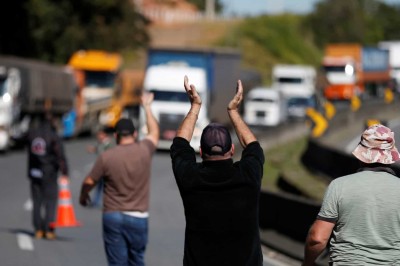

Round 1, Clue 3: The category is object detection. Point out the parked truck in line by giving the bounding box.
[140,46,259,151]
[0,56,75,151]
[272,64,317,119]
[378,41,400,93]
[98,69,145,129]
[244,87,287,127]
[322,43,390,100]
[62,50,122,137]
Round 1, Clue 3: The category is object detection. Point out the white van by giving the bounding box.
[244,87,287,127]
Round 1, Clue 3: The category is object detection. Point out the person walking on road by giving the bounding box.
[79,92,159,266]
[27,113,69,240]
[303,124,400,265]
[86,128,114,207]
[170,76,265,266]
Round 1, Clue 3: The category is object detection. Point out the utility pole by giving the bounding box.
[205,0,215,20]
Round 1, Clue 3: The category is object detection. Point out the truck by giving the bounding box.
[272,64,317,119]
[378,41,400,93]
[244,87,287,126]
[0,56,75,151]
[98,69,145,129]
[322,43,390,100]
[62,50,122,137]
[140,47,257,151]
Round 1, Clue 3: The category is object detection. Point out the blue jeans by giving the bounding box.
[103,212,148,266]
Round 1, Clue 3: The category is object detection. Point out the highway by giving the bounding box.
[0,135,297,266]
[1,96,398,266]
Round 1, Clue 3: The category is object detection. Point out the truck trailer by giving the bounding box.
[0,56,75,151]
[322,43,390,100]
[140,46,257,151]
[378,41,400,92]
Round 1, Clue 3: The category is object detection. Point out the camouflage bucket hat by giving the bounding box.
[352,124,400,164]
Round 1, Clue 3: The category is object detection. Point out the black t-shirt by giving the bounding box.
[170,137,265,266]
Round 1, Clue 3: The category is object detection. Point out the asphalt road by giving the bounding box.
[0,135,297,266]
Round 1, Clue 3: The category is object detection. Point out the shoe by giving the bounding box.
[35,230,44,239]
[45,232,56,240]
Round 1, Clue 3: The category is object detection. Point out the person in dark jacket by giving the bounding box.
[170,76,265,266]
[27,113,69,240]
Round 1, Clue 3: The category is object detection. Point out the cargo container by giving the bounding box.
[322,43,390,100]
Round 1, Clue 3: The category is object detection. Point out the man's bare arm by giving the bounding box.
[176,76,202,142]
[79,176,96,207]
[227,80,257,148]
[142,92,159,147]
[302,219,335,266]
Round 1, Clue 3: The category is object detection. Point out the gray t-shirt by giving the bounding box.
[318,170,400,265]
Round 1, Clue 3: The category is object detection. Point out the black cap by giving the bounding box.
[114,118,135,136]
[200,123,232,156]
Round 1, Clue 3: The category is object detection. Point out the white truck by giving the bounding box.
[272,64,317,119]
[141,47,258,151]
[142,63,208,150]
[378,41,400,93]
[244,87,287,127]
[0,56,75,151]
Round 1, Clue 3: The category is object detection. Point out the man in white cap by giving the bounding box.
[303,124,400,265]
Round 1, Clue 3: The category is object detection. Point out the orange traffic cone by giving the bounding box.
[51,178,82,227]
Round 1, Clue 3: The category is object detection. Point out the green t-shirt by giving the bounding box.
[318,170,400,265]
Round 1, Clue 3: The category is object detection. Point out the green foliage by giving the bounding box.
[219,14,322,85]
[0,0,149,63]
[304,0,400,48]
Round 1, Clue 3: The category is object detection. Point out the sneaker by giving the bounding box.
[35,230,44,239]
[45,232,56,240]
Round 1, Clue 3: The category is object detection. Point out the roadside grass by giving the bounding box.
[262,136,328,201]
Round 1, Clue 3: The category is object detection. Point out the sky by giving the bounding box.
[220,0,400,17]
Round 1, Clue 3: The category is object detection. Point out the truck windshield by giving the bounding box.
[323,66,345,73]
[150,90,189,102]
[0,78,6,96]
[277,77,303,84]
[288,97,315,107]
[250,98,275,103]
[85,71,116,88]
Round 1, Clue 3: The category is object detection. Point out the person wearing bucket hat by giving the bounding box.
[79,92,159,266]
[170,76,265,265]
[304,124,400,266]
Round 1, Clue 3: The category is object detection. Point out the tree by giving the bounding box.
[305,0,365,48]
[0,0,150,63]
[305,0,400,48]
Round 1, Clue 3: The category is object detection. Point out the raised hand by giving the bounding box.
[141,91,154,107]
[184,75,202,106]
[228,80,243,111]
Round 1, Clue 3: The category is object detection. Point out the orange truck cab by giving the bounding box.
[322,43,390,101]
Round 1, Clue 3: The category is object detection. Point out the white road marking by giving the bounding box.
[17,233,34,251]
[24,198,32,211]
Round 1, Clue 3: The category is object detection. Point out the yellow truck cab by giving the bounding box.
[63,50,122,137]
